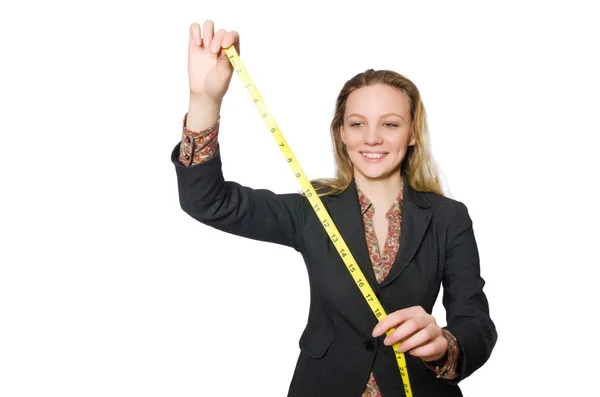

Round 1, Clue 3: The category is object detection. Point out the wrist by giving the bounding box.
[189,92,222,104]
[426,350,448,365]
[186,95,222,131]
[423,329,460,380]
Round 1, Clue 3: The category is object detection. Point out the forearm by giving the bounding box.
[178,112,219,167]
[444,299,497,381]
[186,95,221,131]
[171,121,306,250]
[442,212,497,382]
[178,94,221,167]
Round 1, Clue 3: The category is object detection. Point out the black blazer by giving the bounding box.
[171,143,497,397]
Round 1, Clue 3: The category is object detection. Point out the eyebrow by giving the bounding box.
[347,112,405,121]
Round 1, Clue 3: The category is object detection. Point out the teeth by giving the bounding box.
[362,153,386,159]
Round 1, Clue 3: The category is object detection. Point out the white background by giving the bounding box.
[1,0,599,396]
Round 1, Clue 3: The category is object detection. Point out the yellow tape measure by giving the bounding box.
[224,45,413,396]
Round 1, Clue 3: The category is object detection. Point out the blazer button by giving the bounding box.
[364,340,375,351]
[186,136,191,143]
[185,154,190,160]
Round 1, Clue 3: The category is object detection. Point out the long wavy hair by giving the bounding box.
[310,69,445,197]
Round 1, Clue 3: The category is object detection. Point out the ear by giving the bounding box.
[340,125,347,145]
[408,131,416,146]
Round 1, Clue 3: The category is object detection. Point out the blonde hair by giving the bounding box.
[310,69,445,197]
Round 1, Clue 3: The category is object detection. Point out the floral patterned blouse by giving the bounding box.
[177,113,460,395]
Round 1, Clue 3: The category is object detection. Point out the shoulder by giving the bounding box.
[422,191,468,215]
[418,190,473,234]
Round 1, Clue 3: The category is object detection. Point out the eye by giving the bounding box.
[349,122,363,127]
[384,123,399,128]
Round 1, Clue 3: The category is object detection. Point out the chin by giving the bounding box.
[352,158,401,181]
[355,167,398,181]
[361,172,394,181]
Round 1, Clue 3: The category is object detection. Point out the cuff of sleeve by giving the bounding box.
[423,329,460,380]
[179,112,220,166]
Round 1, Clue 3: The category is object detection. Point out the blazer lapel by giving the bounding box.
[325,179,380,295]
[379,173,432,288]
[323,173,433,291]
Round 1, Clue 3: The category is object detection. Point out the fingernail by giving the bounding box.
[193,35,199,46]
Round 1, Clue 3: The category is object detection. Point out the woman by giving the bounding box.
[171,20,497,397]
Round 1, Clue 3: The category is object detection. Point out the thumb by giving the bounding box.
[217,30,240,66]
[215,51,234,77]
[222,30,240,55]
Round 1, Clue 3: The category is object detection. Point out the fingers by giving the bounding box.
[210,29,227,53]
[383,315,434,346]
[211,29,240,55]
[395,324,443,354]
[189,20,239,55]
[202,19,214,48]
[372,306,426,337]
[376,310,446,360]
[408,335,447,359]
[222,30,240,52]
[371,305,445,359]
[189,23,201,47]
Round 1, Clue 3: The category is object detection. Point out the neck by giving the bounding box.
[354,172,404,210]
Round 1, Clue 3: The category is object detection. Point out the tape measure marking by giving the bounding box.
[224,46,413,396]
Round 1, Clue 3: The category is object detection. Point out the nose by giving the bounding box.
[365,126,383,145]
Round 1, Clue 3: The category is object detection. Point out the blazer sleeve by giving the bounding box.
[171,141,307,251]
[441,202,497,383]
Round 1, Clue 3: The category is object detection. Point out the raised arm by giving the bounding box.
[171,20,306,251]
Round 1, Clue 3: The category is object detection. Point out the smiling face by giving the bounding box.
[340,83,416,184]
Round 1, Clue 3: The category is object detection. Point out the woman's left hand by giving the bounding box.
[372,306,448,362]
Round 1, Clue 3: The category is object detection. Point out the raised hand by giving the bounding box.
[188,19,240,102]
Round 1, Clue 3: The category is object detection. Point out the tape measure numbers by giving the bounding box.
[224,45,413,397]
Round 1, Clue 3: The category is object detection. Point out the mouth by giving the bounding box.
[360,151,388,160]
